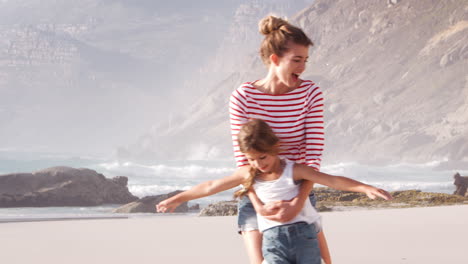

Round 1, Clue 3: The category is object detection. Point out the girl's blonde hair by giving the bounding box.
[234,119,280,198]
[258,15,313,65]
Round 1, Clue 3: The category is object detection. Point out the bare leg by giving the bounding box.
[318,230,332,264]
[241,230,263,264]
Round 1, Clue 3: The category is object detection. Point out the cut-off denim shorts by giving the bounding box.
[262,222,321,264]
[237,193,319,233]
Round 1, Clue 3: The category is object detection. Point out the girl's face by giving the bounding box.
[273,42,309,88]
[244,150,279,173]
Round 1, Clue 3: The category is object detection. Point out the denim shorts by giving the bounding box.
[237,193,318,233]
[262,222,321,264]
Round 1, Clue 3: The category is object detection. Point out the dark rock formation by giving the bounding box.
[453,172,468,196]
[199,200,238,216]
[113,190,188,213]
[0,166,138,207]
[315,188,467,208]
[189,203,200,211]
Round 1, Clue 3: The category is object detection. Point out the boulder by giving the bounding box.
[0,166,138,207]
[453,172,468,197]
[189,203,200,211]
[314,188,467,208]
[199,200,238,216]
[113,190,188,213]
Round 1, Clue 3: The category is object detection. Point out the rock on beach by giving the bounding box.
[0,166,138,207]
[113,190,189,213]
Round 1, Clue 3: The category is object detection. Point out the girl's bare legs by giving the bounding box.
[318,230,331,264]
[242,230,263,264]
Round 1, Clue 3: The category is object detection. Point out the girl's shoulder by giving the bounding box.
[291,162,309,171]
[291,162,314,180]
[236,164,254,180]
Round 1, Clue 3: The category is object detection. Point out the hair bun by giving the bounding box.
[259,15,288,35]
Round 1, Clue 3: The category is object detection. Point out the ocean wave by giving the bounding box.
[98,159,464,196]
[98,161,235,179]
[365,181,455,194]
[129,184,193,198]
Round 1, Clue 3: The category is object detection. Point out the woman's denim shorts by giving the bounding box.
[237,193,318,233]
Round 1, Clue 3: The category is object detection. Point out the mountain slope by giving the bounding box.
[295,0,468,164]
[123,0,468,166]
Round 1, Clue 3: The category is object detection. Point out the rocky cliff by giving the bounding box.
[296,0,468,165]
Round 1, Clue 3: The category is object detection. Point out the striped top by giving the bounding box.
[229,80,324,171]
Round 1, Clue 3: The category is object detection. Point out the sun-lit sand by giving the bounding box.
[1,205,467,264]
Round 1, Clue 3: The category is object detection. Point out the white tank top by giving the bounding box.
[253,158,321,232]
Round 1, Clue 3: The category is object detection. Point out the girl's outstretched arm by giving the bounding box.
[294,164,393,200]
[156,166,249,213]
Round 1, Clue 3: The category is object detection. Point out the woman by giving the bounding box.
[229,15,331,264]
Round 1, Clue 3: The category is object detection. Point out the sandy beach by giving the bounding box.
[1,205,467,264]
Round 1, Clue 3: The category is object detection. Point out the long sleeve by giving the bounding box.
[304,85,324,171]
[229,88,249,167]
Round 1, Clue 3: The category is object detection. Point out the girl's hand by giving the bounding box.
[156,199,181,213]
[364,186,393,200]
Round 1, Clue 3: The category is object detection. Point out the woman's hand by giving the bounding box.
[260,179,314,223]
[156,198,181,213]
[262,198,303,223]
[253,200,281,216]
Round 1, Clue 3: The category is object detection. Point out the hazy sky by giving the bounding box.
[0,0,242,157]
[0,0,315,158]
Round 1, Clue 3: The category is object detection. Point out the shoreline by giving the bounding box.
[0,215,129,224]
[0,211,200,224]
[0,202,466,223]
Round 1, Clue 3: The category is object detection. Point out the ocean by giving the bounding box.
[0,150,465,221]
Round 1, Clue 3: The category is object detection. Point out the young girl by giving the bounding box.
[157,119,392,264]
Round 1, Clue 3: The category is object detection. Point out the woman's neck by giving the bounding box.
[254,72,297,95]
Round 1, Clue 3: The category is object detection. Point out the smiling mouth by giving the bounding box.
[292,73,299,81]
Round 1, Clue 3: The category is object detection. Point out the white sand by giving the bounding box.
[1,205,467,264]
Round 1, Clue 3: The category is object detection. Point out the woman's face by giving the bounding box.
[244,150,279,173]
[273,42,309,88]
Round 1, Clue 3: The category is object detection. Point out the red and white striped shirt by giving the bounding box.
[229,80,324,170]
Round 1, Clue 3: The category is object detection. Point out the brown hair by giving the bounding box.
[233,119,280,198]
[258,15,313,65]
